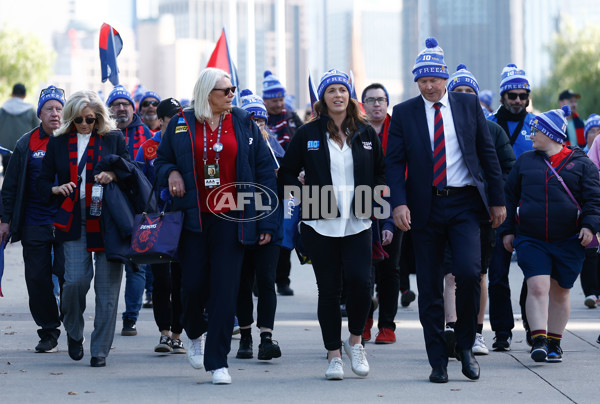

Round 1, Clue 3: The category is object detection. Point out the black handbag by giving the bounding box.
[126,183,184,265]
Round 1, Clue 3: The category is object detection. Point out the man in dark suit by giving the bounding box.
[386,38,506,383]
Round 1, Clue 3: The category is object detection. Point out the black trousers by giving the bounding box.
[372,228,403,330]
[237,244,280,330]
[151,262,183,334]
[399,231,415,292]
[411,189,482,368]
[21,225,64,340]
[179,214,244,371]
[276,248,292,286]
[580,248,600,297]
[301,224,372,351]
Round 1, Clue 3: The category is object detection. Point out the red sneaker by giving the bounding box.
[363,318,374,341]
[375,328,396,344]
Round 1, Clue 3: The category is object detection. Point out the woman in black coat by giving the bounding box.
[37,90,129,368]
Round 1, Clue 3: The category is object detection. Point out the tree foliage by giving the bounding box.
[533,20,600,118]
[0,27,55,102]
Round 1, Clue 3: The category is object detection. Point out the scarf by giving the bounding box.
[267,109,293,147]
[54,132,104,251]
[495,106,528,145]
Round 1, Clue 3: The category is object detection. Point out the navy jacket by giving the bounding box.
[385,92,505,230]
[500,147,600,242]
[36,130,130,242]
[154,107,278,245]
[278,114,386,221]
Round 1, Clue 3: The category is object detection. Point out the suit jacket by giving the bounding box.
[385,91,505,230]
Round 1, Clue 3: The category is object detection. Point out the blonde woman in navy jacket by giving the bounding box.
[278,69,385,380]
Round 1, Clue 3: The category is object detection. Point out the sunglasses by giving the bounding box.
[506,92,529,101]
[40,87,65,100]
[212,86,237,96]
[141,100,160,108]
[73,116,97,125]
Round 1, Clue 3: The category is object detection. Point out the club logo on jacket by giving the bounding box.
[566,162,575,170]
[175,125,188,133]
[32,150,45,158]
[307,140,319,151]
[362,141,372,150]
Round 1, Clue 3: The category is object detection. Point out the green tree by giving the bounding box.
[0,27,55,102]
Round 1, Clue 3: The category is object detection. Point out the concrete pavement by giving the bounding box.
[1,241,599,403]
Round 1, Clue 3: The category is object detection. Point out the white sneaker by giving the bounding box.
[343,338,369,377]
[186,333,206,369]
[584,295,598,309]
[472,333,489,355]
[325,357,344,380]
[211,367,231,384]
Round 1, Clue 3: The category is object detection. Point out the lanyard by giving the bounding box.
[203,114,224,164]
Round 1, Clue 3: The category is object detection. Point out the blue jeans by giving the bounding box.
[122,263,145,322]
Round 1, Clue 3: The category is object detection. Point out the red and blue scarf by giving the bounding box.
[54,132,104,251]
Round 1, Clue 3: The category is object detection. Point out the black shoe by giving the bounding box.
[530,335,548,362]
[258,337,282,360]
[597,334,600,344]
[121,319,137,336]
[142,294,153,309]
[455,348,480,380]
[277,284,294,296]
[400,290,416,307]
[90,356,106,367]
[236,335,253,359]
[492,333,512,351]
[444,325,456,359]
[429,365,448,383]
[35,335,58,353]
[67,335,84,361]
[546,340,563,363]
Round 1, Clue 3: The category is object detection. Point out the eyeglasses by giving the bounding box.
[39,87,65,100]
[364,97,388,105]
[73,117,97,125]
[212,86,237,96]
[111,101,131,109]
[141,100,159,108]
[506,92,529,101]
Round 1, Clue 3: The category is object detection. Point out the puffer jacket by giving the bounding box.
[500,147,600,242]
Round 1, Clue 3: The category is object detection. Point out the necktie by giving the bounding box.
[432,102,447,190]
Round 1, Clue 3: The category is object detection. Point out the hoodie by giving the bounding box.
[0,97,40,150]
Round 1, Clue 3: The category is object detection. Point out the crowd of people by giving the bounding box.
[1,34,600,385]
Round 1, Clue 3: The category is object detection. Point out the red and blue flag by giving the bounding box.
[99,23,123,86]
[308,71,318,117]
[207,28,240,106]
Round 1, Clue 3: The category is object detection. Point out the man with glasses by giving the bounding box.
[360,83,413,345]
[138,91,162,134]
[0,86,65,352]
[0,83,40,174]
[558,90,586,148]
[106,85,150,337]
[487,64,536,352]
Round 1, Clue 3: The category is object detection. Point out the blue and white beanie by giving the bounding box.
[479,90,493,107]
[37,85,66,117]
[585,114,600,139]
[106,85,134,107]
[138,90,162,110]
[447,64,479,94]
[262,70,286,99]
[499,64,530,95]
[412,37,449,82]
[531,105,571,144]
[240,89,268,121]
[317,69,351,100]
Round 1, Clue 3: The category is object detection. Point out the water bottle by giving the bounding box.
[90,183,103,216]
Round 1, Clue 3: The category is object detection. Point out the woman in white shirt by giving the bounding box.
[278,69,386,380]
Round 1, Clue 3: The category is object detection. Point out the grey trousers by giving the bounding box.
[62,224,123,358]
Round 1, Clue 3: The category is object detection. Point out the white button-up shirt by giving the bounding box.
[303,133,371,237]
[77,133,92,199]
[422,92,475,187]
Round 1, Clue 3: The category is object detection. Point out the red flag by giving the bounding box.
[99,23,123,85]
[207,28,240,106]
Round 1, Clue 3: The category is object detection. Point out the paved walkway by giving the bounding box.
[1,241,599,403]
